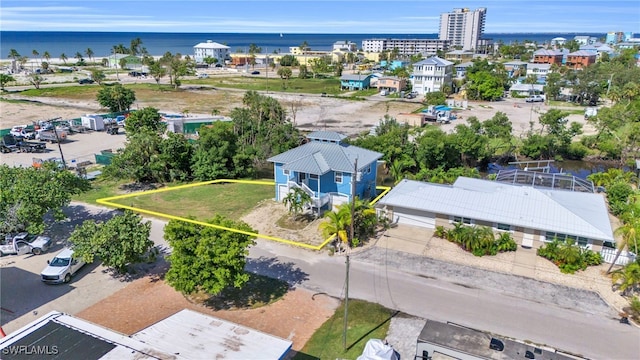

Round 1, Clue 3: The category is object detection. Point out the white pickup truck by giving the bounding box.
[0,232,52,256]
[41,248,86,284]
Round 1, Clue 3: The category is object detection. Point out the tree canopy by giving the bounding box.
[69,210,155,274]
[0,164,90,235]
[96,83,136,113]
[124,107,166,134]
[164,216,256,295]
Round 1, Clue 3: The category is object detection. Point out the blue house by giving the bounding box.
[340,74,372,90]
[267,131,383,213]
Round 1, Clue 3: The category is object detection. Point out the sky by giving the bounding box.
[1,0,639,34]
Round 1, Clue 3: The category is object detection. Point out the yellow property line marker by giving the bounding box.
[97,179,390,250]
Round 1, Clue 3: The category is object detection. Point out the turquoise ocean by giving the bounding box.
[0,31,607,59]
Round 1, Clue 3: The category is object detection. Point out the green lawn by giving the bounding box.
[295,300,396,360]
[72,178,128,204]
[189,76,342,94]
[106,181,274,220]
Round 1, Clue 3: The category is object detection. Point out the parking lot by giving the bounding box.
[0,204,134,334]
[1,129,127,168]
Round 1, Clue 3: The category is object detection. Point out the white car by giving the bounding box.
[525,95,544,103]
[41,248,86,284]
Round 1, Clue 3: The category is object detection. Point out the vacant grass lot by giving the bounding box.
[106,181,274,221]
[296,299,395,360]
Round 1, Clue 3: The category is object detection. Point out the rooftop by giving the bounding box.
[0,310,292,360]
[376,177,613,242]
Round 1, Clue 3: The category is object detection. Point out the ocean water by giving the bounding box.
[0,31,607,59]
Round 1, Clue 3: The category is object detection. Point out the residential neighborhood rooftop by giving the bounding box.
[377,178,614,242]
[268,133,382,175]
[0,310,293,360]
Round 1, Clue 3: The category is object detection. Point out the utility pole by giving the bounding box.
[606,73,614,97]
[51,118,67,170]
[343,157,357,350]
[342,254,350,350]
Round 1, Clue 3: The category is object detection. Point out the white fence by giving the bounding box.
[600,247,637,266]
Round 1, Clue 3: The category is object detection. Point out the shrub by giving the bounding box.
[537,239,602,274]
[434,224,517,256]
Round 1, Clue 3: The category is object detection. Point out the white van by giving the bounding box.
[41,248,86,284]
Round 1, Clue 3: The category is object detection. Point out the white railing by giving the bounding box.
[600,247,637,266]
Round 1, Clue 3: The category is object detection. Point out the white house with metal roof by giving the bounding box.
[193,40,230,64]
[267,131,382,212]
[410,57,453,95]
[0,309,292,359]
[376,177,614,251]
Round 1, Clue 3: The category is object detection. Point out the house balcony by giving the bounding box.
[287,181,331,210]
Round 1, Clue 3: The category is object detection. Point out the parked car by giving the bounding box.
[251,71,260,75]
[41,248,86,284]
[525,95,544,103]
[197,73,209,79]
[10,126,36,140]
[0,232,52,256]
[78,78,94,84]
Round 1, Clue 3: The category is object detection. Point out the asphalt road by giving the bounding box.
[2,203,638,360]
[249,238,640,360]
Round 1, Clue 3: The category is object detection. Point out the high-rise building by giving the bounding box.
[439,8,487,52]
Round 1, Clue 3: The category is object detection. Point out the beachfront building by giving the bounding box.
[105,54,141,69]
[410,56,453,95]
[438,7,488,52]
[333,41,358,52]
[361,38,449,56]
[193,40,230,64]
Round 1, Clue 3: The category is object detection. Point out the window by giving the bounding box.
[366,164,371,174]
[496,223,512,232]
[283,169,290,176]
[452,216,473,225]
[335,172,343,183]
[310,174,318,180]
[545,232,590,247]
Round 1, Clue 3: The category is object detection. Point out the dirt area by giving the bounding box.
[76,264,340,351]
[241,199,326,247]
[0,77,595,137]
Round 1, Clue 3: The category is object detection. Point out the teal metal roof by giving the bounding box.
[268,141,382,175]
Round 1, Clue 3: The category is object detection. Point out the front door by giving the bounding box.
[298,173,307,186]
[522,228,534,248]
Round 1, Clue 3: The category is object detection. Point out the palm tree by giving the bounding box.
[612,262,640,297]
[282,187,312,220]
[130,38,142,56]
[60,53,68,64]
[74,52,83,62]
[85,48,94,63]
[8,49,21,61]
[607,219,640,273]
[318,206,351,252]
[32,49,40,64]
[43,51,51,63]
